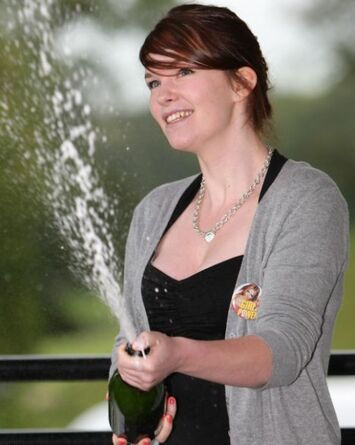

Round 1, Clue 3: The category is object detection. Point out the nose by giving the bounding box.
[157,78,178,105]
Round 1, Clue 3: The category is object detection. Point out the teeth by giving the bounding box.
[166,110,192,123]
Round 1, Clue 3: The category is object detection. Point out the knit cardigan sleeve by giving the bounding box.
[255,170,349,388]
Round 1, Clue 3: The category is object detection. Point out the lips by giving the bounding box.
[164,110,193,124]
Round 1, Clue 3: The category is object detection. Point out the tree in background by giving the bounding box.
[0,0,176,354]
[273,0,355,217]
[304,0,355,59]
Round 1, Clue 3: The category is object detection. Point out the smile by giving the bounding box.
[165,110,193,124]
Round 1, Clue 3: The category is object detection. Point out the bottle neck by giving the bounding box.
[125,342,151,357]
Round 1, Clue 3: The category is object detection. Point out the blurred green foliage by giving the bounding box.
[0,0,178,355]
[0,291,117,428]
[272,65,355,216]
[0,0,354,429]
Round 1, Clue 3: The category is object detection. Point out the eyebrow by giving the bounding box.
[144,72,153,79]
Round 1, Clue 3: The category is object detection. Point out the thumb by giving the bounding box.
[132,331,151,353]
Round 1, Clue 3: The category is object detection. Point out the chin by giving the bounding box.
[170,143,198,155]
[166,136,197,153]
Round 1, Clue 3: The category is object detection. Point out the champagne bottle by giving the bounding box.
[108,343,166,444]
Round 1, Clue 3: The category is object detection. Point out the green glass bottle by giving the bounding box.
[108,344,166,444]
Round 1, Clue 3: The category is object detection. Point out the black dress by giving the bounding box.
[142,151,287,444]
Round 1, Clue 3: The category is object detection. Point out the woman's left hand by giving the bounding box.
[118,331,180,391]
[112,395,177,445]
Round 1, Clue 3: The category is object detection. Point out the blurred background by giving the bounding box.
[0,0,354,430]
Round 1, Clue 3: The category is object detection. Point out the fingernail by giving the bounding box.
[168,396,175,405]
[117,439,126,445]
[142,439,151,445]
[166,414,173,424]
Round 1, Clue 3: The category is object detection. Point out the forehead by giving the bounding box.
[144,52,191,78]
[144,67,177,79]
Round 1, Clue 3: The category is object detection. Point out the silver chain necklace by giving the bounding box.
[192,146,274,242]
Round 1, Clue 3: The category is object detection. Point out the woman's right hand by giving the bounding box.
[111,395,177,445]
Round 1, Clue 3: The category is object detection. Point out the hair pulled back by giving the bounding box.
[140,3,272,135]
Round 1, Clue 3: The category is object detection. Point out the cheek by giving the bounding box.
[149,99,156,118]
[149,99,162,126]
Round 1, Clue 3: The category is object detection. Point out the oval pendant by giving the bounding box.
[204,231,215,242]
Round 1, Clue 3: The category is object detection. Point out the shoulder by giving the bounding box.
[269,159,348,214]
[278,159,340,193]
[258,158,349,255]
[134,174,199,216]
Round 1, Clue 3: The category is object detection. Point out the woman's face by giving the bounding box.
[145,55,241,153]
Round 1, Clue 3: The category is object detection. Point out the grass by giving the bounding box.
[0,381,108,429]
[0,293,118,429]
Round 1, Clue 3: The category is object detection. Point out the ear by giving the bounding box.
[232,66,257,101]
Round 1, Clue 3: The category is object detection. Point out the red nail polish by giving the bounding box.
[142,439,151,445]
[117,439,126,445]
[168,396,175,405]
[166,414,173,424]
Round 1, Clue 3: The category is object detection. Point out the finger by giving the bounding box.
[112,434,127,445]
[132,331,152,352]
[119,363,149,387]
[119,355,158,390]
[137,438,152,445]
[105,391,109,401]
[119,349,146,372]
[118,341,128,354]
[118,355,146,384]
[156,413,173,444]
[117,341,130,361]
[117,364,157,391]
[155,396,176,443]
[165,396,177,419]
[120,358,144,377]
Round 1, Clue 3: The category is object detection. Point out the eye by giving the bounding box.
[178,67,194,77]
[147,79,160,90]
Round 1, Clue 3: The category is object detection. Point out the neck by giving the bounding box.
[196,132,269,208]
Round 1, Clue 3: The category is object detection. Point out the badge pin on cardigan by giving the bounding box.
[231,283,262,320]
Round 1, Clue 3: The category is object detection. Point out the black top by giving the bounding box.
[142,150,287,445]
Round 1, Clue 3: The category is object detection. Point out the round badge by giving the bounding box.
[231,283,261,320]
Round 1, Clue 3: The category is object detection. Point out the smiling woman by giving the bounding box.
[146,62,250,153]
[140,4,272,136]
[109,4,349,445]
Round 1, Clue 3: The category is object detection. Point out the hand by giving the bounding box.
[117,331,180,391]
[111,395,177,445]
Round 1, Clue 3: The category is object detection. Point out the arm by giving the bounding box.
[118,177,349,391]
[110,205,177,445]
[255,179,349,387]
[119,333,271,390]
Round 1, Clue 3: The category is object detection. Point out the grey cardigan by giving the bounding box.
[111,159,349,445]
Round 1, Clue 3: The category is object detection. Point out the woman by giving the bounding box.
[110,4,349,445]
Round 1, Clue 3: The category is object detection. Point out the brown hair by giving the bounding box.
[140,3,272,135]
